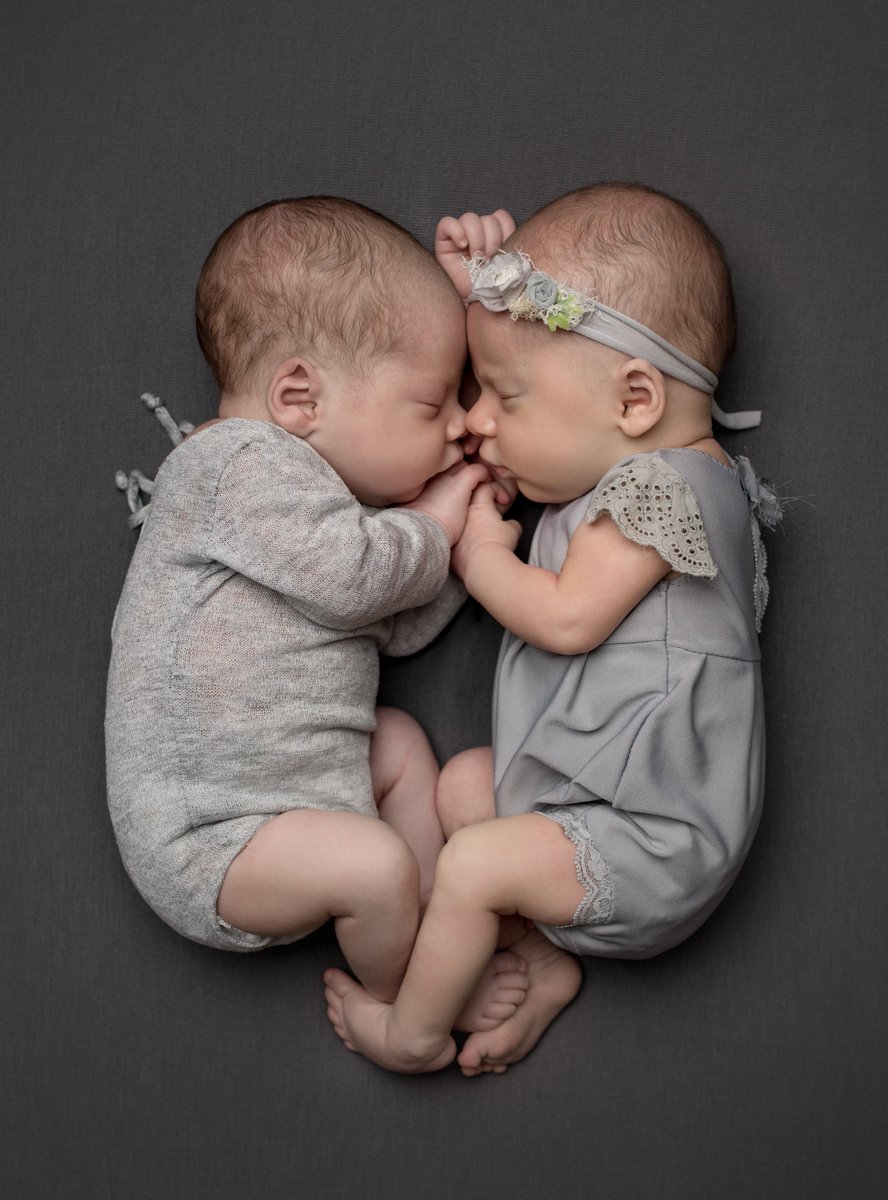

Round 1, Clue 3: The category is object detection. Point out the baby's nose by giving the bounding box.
[445,399,468,440]
[465,398,495,438]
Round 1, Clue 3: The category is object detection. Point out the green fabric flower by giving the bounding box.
[545,290,587,331]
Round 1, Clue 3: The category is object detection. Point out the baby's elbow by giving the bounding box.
[544,630,604,657]
[536,615,609,656]
[380,632,424,658]
[289,590,383,632]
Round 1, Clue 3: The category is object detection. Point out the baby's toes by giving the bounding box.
[323,970,359,1048]
[493,974,529,999]
[324,1002,355,1049]
[485,1001,519,1022]
[490,950,526,976]
[488,974,529,1012]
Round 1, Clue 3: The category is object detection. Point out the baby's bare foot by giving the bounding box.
[323,968,456,1074]
[454,950,529,1032]
[457,928,581,1076]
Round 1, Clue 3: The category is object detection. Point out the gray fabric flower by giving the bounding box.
[466,250,532,311]
[525,271,559,311]
[734,456,783,528]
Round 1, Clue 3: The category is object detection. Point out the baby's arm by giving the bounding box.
[452,484,670,655]
[435,210,516,298]
[209,441,488,630]
[382,464,519,656]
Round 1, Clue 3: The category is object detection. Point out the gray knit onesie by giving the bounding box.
[493,449,774,960]
[105,419,464,951]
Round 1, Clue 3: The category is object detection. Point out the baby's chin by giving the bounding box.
[379,482,426,507]
[515,480,578,505]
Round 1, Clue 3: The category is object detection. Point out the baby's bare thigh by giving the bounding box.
[217,807,416,939]
[437,746,496,835]
[369,706,436,796]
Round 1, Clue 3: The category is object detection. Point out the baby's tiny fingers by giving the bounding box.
[481,213,510,257]
[468,463,493,488]
[468,479,500,507]
[435,214,469,252]
[449,461,492,491]
[494,483,514,510]
[491,208,517,240]
[454,212,490,257]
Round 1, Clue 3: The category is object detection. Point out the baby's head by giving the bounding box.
[464,183,736,503]
[195,197,468,505]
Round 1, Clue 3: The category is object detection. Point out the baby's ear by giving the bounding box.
[267,358,322,435]
[617,358,666,437]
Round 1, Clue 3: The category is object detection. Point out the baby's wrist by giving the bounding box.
[458,538,510,593]
[410,503,464,547]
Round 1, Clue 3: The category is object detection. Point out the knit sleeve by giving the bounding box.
[585,454,717,578]
[207,438,451,629]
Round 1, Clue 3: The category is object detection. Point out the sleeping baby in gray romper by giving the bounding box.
[494,448,779,958]
[105,418,464,951]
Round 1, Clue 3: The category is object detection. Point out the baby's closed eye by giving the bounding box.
[417,398,445,415]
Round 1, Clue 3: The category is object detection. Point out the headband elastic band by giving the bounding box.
[464,250,761,431]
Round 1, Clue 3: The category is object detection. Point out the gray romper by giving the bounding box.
[105,418,464,951]
[493,449,775,959]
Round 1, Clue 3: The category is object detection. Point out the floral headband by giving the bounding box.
[464,250,761,431]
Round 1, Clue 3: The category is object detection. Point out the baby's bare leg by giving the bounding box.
[437,748,531,942]
[324,812,583,1072]
[218,808,419,1002]
[436,745,497,836]
[438,748,531,1030]
[371,707,443,907]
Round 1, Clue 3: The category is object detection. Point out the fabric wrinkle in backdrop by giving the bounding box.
[2,2,886,1198]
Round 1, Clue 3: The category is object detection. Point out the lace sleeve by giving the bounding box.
[585,455,717,578]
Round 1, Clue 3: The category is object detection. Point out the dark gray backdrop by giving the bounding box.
[3,2,886,1198]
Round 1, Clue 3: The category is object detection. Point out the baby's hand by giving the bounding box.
[435,209,517,299]
[405,461,491,546]
[451,482,521,582]
[489,471,519,513]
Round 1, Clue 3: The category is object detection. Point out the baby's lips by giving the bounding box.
[484,460,512,481]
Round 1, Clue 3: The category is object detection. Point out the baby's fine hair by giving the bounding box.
[196,196,451,392]
[510,183,736,374]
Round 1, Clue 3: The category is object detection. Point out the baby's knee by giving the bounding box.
[360,822,421,907]
[436,747,494,835]
[434,823,497,904]
[374,705,427,750]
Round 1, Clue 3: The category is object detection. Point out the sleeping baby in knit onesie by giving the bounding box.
[105,197,526,1018]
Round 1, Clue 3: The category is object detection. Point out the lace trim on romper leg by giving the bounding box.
[538,808,615,926]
